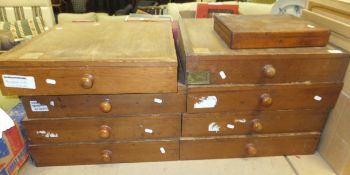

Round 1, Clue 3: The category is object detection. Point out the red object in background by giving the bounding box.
[196,3,239,18]
[4,126,24,155]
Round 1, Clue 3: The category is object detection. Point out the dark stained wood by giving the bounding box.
[187,83,341,113]
[24,114,181,144]
[178,19,349,85]
[214,15,330,49]
[182,110,328,137]
[0,22,178,96]
[0,66,177,96]
[180,133,320,160]
[29,139,179,166]
[21,84,186,118]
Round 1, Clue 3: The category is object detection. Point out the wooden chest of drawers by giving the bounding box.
[178,18,348,160]
[1,18,348,166]
[0,22,178,96]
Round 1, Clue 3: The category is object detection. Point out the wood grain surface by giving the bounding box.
[180,133,320,160]
[29,139,179,166]
[21,84,186,118]
[187,83,341,113]
[178,19,349,85]
[214,15,330,49]
[24,114,181,144]
[182,110,328,137]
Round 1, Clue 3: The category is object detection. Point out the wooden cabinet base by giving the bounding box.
[180,133,320,160]
[29,139,179,166]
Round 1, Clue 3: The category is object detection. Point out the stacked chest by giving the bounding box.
[178,18,348,160]
[0,22,182,166]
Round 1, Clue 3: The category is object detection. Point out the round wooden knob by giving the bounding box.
[100,101,112,113]
[101,150,112,163]
[80,74,94,89]
[251,119,263,132]
[246,144,257,156]
[260,93,273,107]
[262,64,276,78]
[99,125,111,139]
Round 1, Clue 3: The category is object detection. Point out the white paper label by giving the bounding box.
[208,122,220,132]
[160,147,166,154]
[46,79,56,85]
[194,96,217,109]
[219,71,226,79]
[234,119,247,123]
[50,101,55,106]
[145,128,153,134]
[30,101,49,112]
[154,98,163,104]
[36,130,59,138]
[2,75,36,89]
[328,49,343,54]
[226,124,235,129]
[314,95,322,101]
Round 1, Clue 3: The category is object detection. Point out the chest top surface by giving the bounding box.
[0,22,177,67]
[180,18,346,58]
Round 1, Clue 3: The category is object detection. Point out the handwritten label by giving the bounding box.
[30,101,49,112]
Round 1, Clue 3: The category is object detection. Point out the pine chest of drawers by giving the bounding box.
[178,18,348,160]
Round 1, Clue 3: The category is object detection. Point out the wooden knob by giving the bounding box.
[246,144,257,156]
[100,100,112,113]
[80,74,94,89]
[99,125,111,139]
[260,93,273,107]
[262,64,276,78]
[101,150,112,163]
[251,119,263,132]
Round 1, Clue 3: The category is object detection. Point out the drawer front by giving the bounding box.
[186,55,348,85]
[187,83,341,113]
[21,85,186,118]
[30,139,179,166]
[24,114,181,144]
[182,110,328,137]
[0,66,177,96]
[180,133,320,160]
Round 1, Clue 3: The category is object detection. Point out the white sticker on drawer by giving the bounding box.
[226,124,235,129]
[2,75,36,89]
[145,128,153,134]
[46,79,56,85]
[208,122,220,132]
[30,101,49,112]
[160,147,166,154]
[154,98,163,104]
[314,95,322,101]
[194,96,217,109]
[219,71,226,79]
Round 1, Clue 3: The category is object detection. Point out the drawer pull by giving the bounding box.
[246,144,257,156]
[99,125,111,139]
[260,93,273,107]
[251,119,263,132]
[80,74,94,89]
[100,101,112,113]
[262,64,276,78]
[101,150,112,163]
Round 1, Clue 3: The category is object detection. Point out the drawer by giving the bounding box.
[187,83,341,113]
[29,139,179,166]
[182,110,328,137]
[179,19,349,85]
[180,133,320,160]
[0,66,177,96]
[24,114,181,144]
[21,84,186,118]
